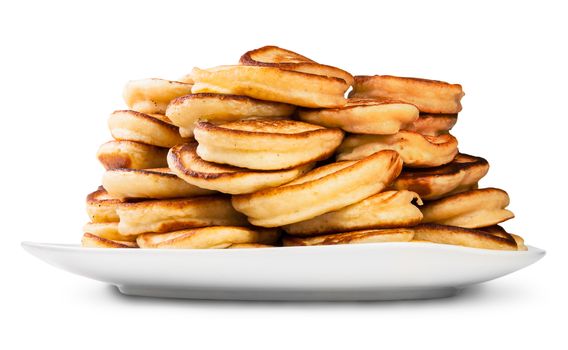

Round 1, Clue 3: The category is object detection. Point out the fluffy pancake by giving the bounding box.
[123,78,193,114]
[190,65,348,108]
[421,188,515,228]
[194,120,344,170]
[108,110,189,148]
[83,222,137,242]
[81,233,138,248]
[97,140,168,170]
[298,98,419,135]
[405,113,458,136]
[86,187,123,222]
[117,196,248,236]
[232,150,402,227]
[240,45,354,85]
[391,153,489,200]
[350,75,465,114]
[165,93,295,137]
[283,191,423,236]
[411,224,517,250]
[102,168,214,199]
[283,228,414,246]
[337,130,458,167]
[136,226,280,249]
[168,143,313,194]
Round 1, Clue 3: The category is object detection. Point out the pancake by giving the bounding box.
[108,110,189,148]
[411,224,517,250]
[232,150,402,227]
[421,188,515,228]
[190,65,348,108]
[123,78,193,114]
[194,120,344,170]
[168,143,313,194]
[404,113,458,136]
[391,153,489,200]
[136,226,280,249]
[83,222,137,242]
[283,190,423,236]
[86,187,123,222]
[337,130,458,167]
[477,225,527,251]
[350,75,465,114]
[298,98,419,135]
[117,196,248,236]
[102,168,214,199]
[283,228,414,246]
[97,140,168,170]
[227,243,275,249]
[81,233,138,248]
[165,93,295,137]
[239,45,354,85]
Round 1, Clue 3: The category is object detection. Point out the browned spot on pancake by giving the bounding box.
[97,153,131,170]
[398,153,488,179]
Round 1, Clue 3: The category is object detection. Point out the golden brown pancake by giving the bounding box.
[102,168,214,199]
[421,188,515,228]
[232,150,402,227]
[108,110,189,148]
[298,98,419,135]
[168,143,313,194]
[117,196,248,236]
[190,65,348,108]
[477,225,527,251]
[83,222,137,242]
[86,187,123,223]
[97,140,168,170]
[337,130,458,167]
[411,224,517,250]
[283,191,423,236]
[350,75,465,114]
[136,226,280,249]
[123,78,193,114]
[404,113,458,136]
[240,45,354,85]
[194,120,343,170]
[283,228,414,246]
[391,153,489,200]
[165,93,295,137]
[81,233,138,248]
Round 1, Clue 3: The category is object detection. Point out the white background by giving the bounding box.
[1,0,567,349]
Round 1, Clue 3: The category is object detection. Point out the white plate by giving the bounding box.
[22,242,545,301]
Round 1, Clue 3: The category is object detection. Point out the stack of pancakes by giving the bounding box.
[82,45,526,251]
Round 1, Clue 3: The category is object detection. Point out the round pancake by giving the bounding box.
[337,130,458,167]
[411,224,517,250]
[123,78,193,114]
[83,222,137,242]
[136,226,280,249]
[194,120,344,170]
[232,150,403,227]
[97,140,168,170]
[391,153,489,200]
[168,143,313,194]
[350,75,465,114]
[165,93,295,137]
[227,243,275,249]
[239,45,354,85]
[108,110,189,148]
[404,113,458,136]
[190,65,348,108]
[102,168,214,200]
[81,233,138,248]
[283,190,423,236]
[283,228,414,246]
[86,187,123,222]
[421,188,515,228]
[298,98,419,135]
[117,196,248,236]
[477,225,527,251]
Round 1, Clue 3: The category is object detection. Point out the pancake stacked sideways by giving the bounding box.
[82,45,527,251]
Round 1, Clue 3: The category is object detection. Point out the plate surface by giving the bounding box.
[22,241,545,301]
